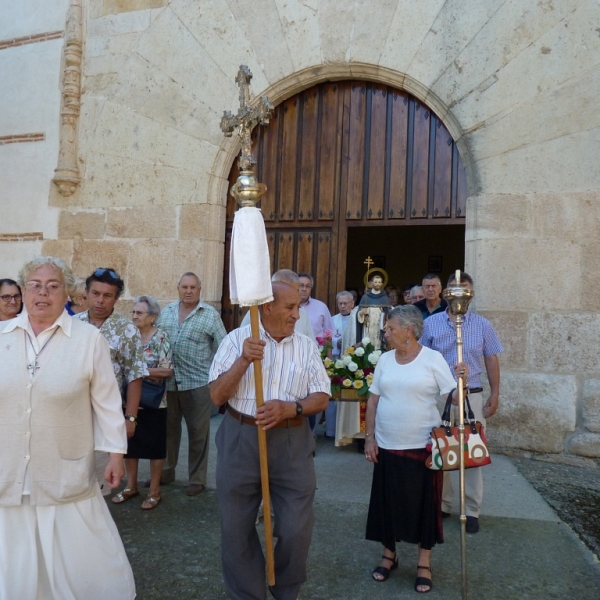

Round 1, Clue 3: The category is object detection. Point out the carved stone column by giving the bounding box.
[52,0,82,197]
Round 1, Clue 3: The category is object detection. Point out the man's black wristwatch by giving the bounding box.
[295,402,303,416]
[125,414,138,424]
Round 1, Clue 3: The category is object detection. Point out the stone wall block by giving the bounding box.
[107,54,223,145]
[71,240,130,281]
[90,101,217,173]
[103,0,168,17]
[435,0,580,124]
[466,238,580,312]
[272,0,321,72]
[408,1,502,90]
[83,152,202,207]
[201,240,225,304]
[488,372,576,454]
[452,0,600,130]
[347,0,397,66]
[583,379,600,433]
[135,7,243,113]
[465,194,530,241]
[58,210,106,239]
[529,313,600,373]
[127,239,204,300]
[170,0,270,94]
[568,433,600,459]
[40,239,75,266]
[179,204,225,243]
[317,1,355,64]
[477,310,528,371]
[475,128,600,195]
[580,239,600,312]
[107,206,176,238]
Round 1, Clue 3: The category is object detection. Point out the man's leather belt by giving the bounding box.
[227,405,303,428]
[468,387,483,394]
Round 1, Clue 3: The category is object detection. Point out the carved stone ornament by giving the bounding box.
[52,0,82,197]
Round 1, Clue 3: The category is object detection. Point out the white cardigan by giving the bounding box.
[0,312,126,506]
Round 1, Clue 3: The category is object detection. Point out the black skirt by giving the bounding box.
[365,447,443,551]
[125,407,167,460]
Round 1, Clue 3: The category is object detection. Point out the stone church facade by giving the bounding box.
[2,0,599,461]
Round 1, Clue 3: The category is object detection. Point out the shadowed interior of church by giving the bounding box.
[345,225,466,296]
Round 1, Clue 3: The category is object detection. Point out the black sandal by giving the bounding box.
[372,553,398,582]
[414,565,433,593]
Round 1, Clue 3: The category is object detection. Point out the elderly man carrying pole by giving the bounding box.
[210,281,330,599]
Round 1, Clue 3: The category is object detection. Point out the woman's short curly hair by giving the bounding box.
[18,256,75,293]
[387,305,424,340]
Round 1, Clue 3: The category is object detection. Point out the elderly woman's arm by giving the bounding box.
[364,392,380,463]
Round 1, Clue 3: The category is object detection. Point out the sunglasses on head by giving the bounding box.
[94,268,119,280]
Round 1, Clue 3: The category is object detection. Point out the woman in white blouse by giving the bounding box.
[364,305,468,594]
[0,256,135,600]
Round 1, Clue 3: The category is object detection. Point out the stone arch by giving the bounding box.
[209,63,474,211]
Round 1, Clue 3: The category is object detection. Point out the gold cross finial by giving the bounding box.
[364,256,374,270]
[220,65,273,172]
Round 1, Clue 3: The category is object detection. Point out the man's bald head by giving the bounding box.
[271,269,300,289]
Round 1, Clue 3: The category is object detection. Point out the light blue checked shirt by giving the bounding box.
[419,310,503,388]
[157,301,226,392]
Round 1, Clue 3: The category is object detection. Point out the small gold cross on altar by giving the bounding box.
[364,256,374,270]
[220,65,273,172]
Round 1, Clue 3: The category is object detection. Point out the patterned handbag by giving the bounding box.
[426,391,491,471]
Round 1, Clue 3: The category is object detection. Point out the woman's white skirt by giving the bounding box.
[0,487,135,600]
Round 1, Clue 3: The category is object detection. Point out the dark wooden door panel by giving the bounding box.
[317,84,340,221]
[298,91,318,221]
[366,85,387,220]
[345,83,367,220]
[223,80,467,327]
[433,116,453,218]
[388,92,408,219]
[280,98,299,221]
[410,102,430,219]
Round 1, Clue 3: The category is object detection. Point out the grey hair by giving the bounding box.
[410,285,423,297]
[178,272,201,286]
[70,278,87,300]
[272,269,300,285]
[387,305,424,340]
[297,272,314,287]
[336,290,353,302]
[18,256,75,292]
[134,295,161,319]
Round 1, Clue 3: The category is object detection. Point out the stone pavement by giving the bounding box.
[108,415,600,599]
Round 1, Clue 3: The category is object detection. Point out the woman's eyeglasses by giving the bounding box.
[24,282,65,294]
[0,294,21,303]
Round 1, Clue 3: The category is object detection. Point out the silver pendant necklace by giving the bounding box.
[25,328,59,375]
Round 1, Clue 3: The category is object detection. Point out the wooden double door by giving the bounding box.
[221,80,466,330]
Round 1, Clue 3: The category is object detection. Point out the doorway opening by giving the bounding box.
[345,225,465,297]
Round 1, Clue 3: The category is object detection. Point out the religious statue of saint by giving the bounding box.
[357,271,390,350]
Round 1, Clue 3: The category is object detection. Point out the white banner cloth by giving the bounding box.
[229,206,273,306]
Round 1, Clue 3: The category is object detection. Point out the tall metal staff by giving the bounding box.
[443,270,474,600]
[221,66,276,586]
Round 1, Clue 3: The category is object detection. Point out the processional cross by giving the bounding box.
[220,65,276,585]
[220,65,273,174]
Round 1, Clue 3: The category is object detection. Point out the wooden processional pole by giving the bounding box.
[443,271,475,600]
[221,66,276,586]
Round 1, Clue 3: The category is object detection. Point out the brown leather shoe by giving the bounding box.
[185,484,205,496]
